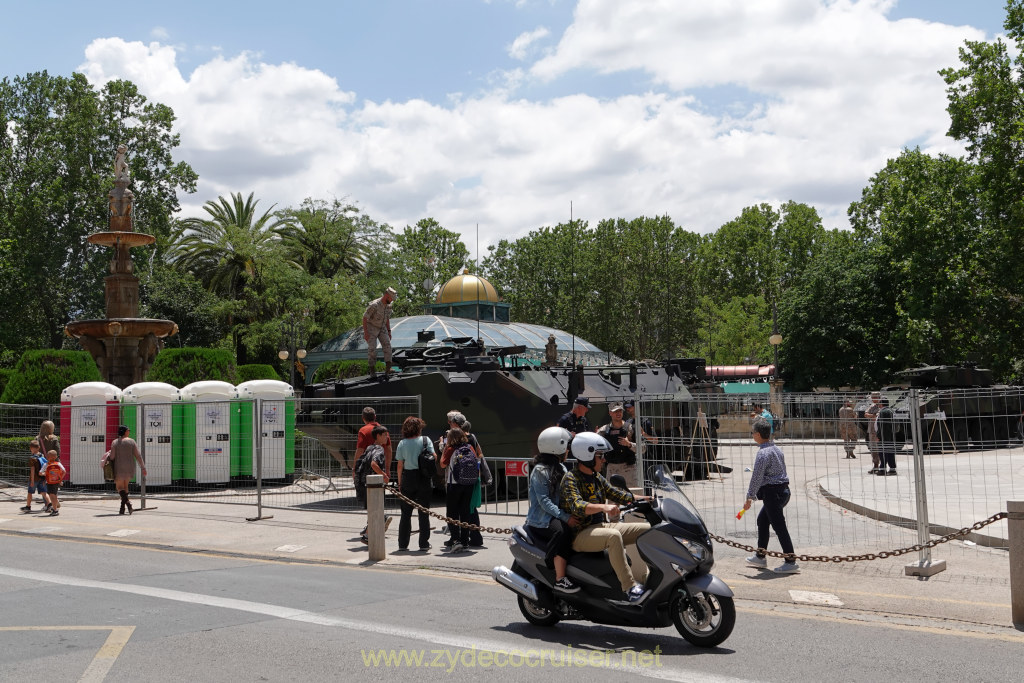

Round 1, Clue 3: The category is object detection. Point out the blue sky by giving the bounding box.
[0,1,1013,252]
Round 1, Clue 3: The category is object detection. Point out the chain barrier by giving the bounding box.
[385,483,516,535]
[709,512,1009,563]
[383,483,1007,562]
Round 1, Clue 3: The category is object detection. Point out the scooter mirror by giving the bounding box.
[608,474,628,490]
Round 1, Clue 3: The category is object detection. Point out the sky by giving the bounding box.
[0,0,1012,257]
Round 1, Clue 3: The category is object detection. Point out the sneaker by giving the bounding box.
[449,542,466,553]
[868,468,879,474]
[773,561,800,574]
[43,504,53,512]
[875,469,888,476]
[745,554,768,569]
[554,577,581,593]
[626,584,648,603]
[359,534,368,544]
[442,539,455,550]
[48,510,59,517]
[20,506,31,512]
[418,544,432,551]
[885,470,898,476]
[384,516,393,533]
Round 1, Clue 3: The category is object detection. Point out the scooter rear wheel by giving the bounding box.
[671,591,735,648]
[517,595,560,627]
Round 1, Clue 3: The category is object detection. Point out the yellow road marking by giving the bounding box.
[0,626,135,682]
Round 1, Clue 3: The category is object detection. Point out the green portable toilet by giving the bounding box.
[234,380,295,482]
[179,380,235,484]
[121,382,180,486]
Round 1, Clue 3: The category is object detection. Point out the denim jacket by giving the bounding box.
[525,462,570,528]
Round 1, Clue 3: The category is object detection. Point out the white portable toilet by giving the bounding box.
[121,382,180,486]
[60,382,123,486]
[179,381,235,484]
[235,380,295,481]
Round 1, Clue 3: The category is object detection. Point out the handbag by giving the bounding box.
[102,451,114,481]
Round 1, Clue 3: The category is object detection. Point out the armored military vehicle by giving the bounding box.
[298,340,719,491]
[892,365,1023,452]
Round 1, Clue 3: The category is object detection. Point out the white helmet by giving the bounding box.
[571,432,612,463]
[537,426,571,455]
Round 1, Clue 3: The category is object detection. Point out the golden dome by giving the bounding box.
[436,271,500,304]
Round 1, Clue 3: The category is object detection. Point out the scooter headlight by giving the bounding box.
[674,536,708,562]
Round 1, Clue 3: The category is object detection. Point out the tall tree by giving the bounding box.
[379,218,470,317]
[0,72,197,353]
[276,197,374,279]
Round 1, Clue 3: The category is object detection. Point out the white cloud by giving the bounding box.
[508,26,550,60]
[75,1,991,259]
[150,26,170,41]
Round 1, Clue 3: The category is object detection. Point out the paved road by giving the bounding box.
[1,534,1022,682]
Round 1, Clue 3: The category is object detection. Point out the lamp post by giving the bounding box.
[279,313,308,391]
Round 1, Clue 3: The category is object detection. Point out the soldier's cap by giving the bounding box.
[609,403,624,413]
[385,287,397,297]
[574,396,590,407]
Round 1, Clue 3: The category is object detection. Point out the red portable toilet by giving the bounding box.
[60,382,123,486]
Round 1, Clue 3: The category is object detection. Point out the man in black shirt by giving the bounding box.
[597,403,638,488]
[557,397,591,435]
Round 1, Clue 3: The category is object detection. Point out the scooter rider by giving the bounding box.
[559,432,651,603]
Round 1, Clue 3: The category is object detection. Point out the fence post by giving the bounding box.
[247,398,273,521]
[1009,501,1024,629]
[138,402,147,510]
[906,388,946,576]
[367,473,386,561]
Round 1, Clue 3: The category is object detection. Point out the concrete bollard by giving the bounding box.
[1009,501,1024,629]
[367,474,386,561]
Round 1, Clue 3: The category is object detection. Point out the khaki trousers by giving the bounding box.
[366,326,392,369]
[572,522,650,591]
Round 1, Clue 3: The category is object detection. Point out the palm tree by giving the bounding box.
[169,192,291,299]
[275,197,370,279]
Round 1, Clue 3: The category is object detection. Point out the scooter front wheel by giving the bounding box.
[671,591,735,648]
[517,594,561,627]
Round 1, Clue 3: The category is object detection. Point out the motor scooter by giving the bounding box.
[492,465,735,647]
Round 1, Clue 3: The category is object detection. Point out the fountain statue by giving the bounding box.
[65,145,178,388]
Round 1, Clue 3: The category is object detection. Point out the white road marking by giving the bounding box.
[274,544,306,553]
[789,590,844,607]
[107,529,141,538]
[23,526,61,534]
[0,518,10,523]
[0,565,750,682]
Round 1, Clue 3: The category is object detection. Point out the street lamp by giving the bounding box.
[279,313,308,390]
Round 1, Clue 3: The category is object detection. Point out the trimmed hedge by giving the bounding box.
[311,359,385,383]
[237,364,283,383]
[0,350,102,404]
[145,347,237,387]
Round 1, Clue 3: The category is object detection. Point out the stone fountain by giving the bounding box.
[65,145,178,388]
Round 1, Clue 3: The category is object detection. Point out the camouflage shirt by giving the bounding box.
[363,296,392,330]
[558,467,635,534]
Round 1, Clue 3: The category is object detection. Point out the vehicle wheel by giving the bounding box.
[517,594,560,627]
[671,591,735,648]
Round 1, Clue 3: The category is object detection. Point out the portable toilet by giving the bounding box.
[59,382,122,486]
[121,382,180,486]
[178,381,235,484]
[234,380,295,481]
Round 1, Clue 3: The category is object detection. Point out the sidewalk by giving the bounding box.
[1,490,1018,635]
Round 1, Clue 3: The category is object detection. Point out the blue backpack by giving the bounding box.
[451,444,480,485]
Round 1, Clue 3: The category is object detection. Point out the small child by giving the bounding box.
[357,425,391,543]
[42,450,66,517]
[20,440,48,513]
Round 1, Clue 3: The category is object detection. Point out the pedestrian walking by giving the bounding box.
[102,425,147,515]
[355,425,392,543]
[20,440,48,513]
[742,416,799,574]
[41,450,66,516]
[37,420,60,462]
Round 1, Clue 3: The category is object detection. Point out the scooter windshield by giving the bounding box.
[651,465,708,536]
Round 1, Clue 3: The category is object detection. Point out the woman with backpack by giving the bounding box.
[440,427,479,553]
[394,416,435,551]
[525,426,579,592]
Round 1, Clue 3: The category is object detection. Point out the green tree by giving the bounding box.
[276,197,375,279]
[0,72,197,354]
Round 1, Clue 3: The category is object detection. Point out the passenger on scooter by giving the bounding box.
[525,427,580,593]
[558,432,651,603]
